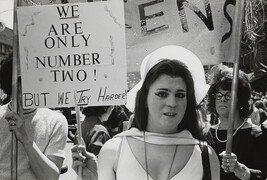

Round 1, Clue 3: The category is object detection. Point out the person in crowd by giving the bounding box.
[75,105,113,156]
[197,99,212,135]
[262,97,267,108]
[250,102,261,126]
[0,53,68,180]
[0,88,11,106]
[252,91,261,102]
[71,45,220,180]
[103,105,129,137]
[206,64,267,180]
[254,100,267,124]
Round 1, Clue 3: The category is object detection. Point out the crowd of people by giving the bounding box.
[1,45,267,180]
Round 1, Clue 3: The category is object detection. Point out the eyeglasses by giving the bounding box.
[214,92,231,101]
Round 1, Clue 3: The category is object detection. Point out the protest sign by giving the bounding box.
[17,0,243,107]
[20,0,242,73]
[17,0,127,108]
[124,0,241,72]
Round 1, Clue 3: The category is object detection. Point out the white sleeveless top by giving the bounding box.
[116,136,203,180]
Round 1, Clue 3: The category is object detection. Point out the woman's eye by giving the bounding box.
[155,92,168,98]
[176,93,186,98]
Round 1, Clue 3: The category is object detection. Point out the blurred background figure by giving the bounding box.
[75,106,113,156]
[254,100,267,124]
[0,89,10,106]
[103,105,130,137]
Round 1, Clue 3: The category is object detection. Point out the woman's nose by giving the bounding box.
[166,95,177,107]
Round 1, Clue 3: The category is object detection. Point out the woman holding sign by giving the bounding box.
[207,64,267,180]
[71,45,220,180]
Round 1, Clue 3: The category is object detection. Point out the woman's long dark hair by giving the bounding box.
[131,59,204,140]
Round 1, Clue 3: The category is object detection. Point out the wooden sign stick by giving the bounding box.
[74,91,83,180]
[225,0,245,154]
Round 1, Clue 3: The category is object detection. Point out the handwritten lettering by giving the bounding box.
[50,69,87,82]
[138,0,168,36]
[23,92,49,107]
[97,86,127,102]
[56,5,80,19]
[35,53,100,68]
[44,33,91,49]
[136,0,232,41]
[176,0,214,32]
[45,5,89,50]
[58,91,71,105]
[76,89,91,105]
[222,0,235,42]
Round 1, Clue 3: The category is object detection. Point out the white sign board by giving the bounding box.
[20,0,242,73]
[17,0,127,108]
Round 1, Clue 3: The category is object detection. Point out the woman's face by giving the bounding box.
[146,74,187,133]
[215,88,232,118]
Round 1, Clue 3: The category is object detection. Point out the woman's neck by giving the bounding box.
[146,125,177,134]
[218,114,244,129]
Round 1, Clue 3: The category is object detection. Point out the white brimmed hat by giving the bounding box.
[126,45,210,112]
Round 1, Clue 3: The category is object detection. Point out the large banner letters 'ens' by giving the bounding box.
[124,0,239,72]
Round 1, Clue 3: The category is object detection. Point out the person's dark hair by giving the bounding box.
[82,106,110,117]
[131,59,204,140]
[207,66,252,119]
[104,105,129,128]
[254,100,266,111]
[0,53,13,96]
[104,105,129,137]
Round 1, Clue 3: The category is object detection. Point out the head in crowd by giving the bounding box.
[82,106,113,119]
[254,100,266,111]
[128,45,209,139]
[104,105,129,136]
[207,64,252,120]
[0,53,12,96]
[104,105,128,128]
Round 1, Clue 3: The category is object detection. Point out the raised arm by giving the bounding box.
[6,111,67,180]
[71,137,122,180]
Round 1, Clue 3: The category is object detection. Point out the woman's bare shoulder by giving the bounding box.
[100,137,123,154]
[97,136,124,179]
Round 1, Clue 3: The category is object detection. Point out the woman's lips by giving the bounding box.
[163,112,177,117]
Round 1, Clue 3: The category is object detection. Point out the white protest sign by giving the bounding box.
[21,0,241,72]
[18,0,243,90]
[17,0,127,108]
